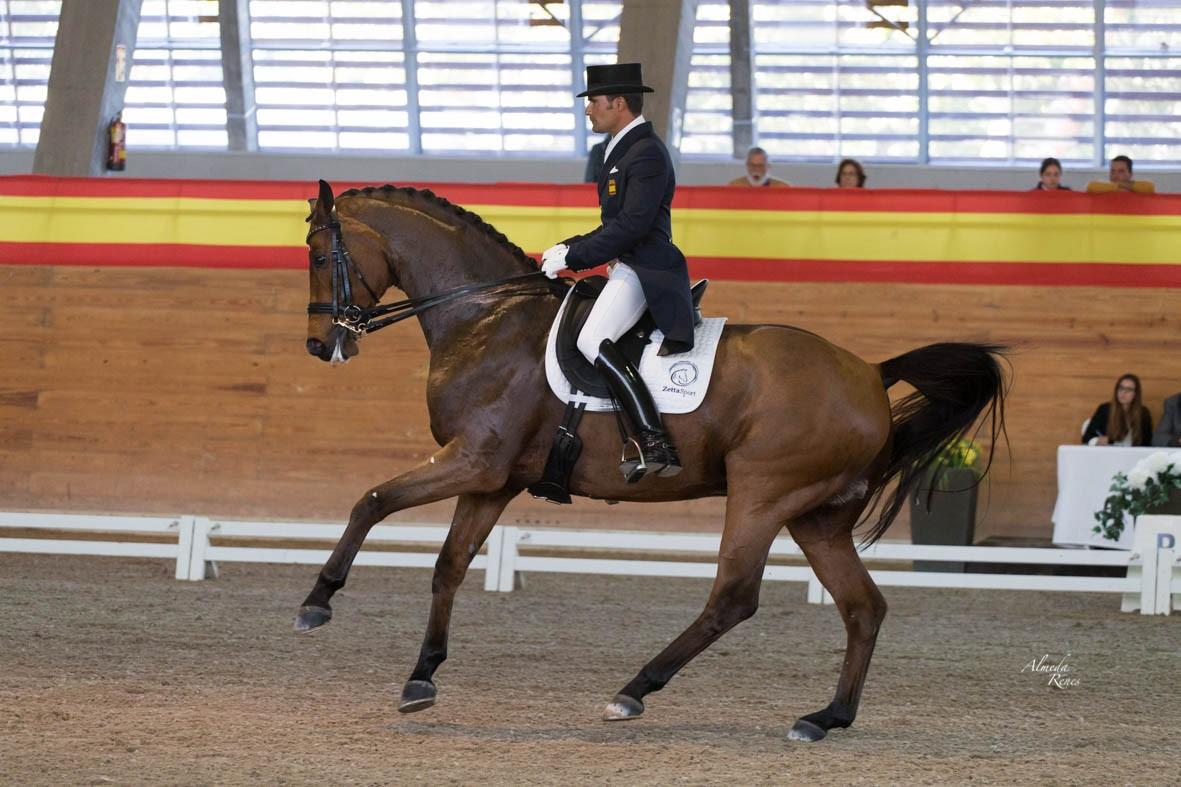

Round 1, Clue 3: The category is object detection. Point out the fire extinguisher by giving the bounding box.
[106,112,126,171]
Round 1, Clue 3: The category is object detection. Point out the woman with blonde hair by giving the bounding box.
[1082,373,1153,446]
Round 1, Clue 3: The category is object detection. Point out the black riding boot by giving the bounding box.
[594,339,682,481]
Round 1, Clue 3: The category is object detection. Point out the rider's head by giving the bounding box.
[585,93,642,136]
[578,63,653,136]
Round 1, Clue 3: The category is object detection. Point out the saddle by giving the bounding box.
[554,276,709,399]
[528,277,709,504]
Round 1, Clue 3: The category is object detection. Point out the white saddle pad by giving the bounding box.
[544,290,726,414]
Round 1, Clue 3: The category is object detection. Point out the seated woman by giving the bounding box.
[1082,373,1154,446]
[1033,157,1071,190]
[835,158,866,189]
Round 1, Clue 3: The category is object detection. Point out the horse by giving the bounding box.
[296,179,1006,742]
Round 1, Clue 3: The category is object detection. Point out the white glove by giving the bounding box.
[541,243,569,279]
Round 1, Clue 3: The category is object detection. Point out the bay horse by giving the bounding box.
[297,180,1006,742]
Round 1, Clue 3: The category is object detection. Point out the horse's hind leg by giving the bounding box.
[294,440,506,632]
[399,488,518,713]
[602,486,793,721]
[785,512,887,742]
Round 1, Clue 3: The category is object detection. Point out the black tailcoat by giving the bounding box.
[563,122,695,350]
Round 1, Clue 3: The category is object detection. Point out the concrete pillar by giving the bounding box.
[220,0,257,151]
[33,0,143,176]
[618,0,699,155]
[728,0,754,157]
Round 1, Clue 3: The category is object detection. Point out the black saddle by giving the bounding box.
[554,278,709,400]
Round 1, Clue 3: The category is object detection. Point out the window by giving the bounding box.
[246,0,620,155]
[752,1,919,162]
[414,1,574,154]
[925,1,1096,165]
[249,0,409,151]
[1103,0,1181,163]
[4,1,1181,165]
[747,0,1181,166]
[680,0,731,157]
[0,0,60,147]
[125,0,228,149]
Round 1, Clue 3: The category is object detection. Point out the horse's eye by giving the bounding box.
[313,255,328,267]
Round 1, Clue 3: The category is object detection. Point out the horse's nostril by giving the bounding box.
[307,338,326,357]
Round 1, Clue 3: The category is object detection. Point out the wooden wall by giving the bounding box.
[2,263,1179,541]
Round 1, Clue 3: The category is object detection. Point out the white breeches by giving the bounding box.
[576,262,648,363]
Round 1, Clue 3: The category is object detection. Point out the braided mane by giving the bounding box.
[337,184,539,270]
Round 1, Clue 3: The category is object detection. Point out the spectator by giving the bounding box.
[835,158,866,189]
[584,136,608,182]
[1152,391,1181,447]
[1033,157,1070,190]
[1086,155,1156,194]
[1082,374,1153,446]
[728,146,789,188]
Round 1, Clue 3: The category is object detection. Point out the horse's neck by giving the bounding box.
[366,199,544,352]
[375,201,556,357]
[419,283,557,358]
[408,250,549,353]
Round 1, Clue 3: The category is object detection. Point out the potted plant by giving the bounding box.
[908,438,982,572]
[1094,451,1181,542]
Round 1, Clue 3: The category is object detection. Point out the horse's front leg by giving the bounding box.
[294,440,507,632]
[399,488,519,713]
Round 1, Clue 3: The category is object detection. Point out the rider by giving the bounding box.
[540,63,695,481]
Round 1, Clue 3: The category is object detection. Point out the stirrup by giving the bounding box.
[619,437,653,483]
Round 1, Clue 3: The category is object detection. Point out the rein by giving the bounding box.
[306,219,550,336]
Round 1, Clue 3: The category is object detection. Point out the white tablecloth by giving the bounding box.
[1050,445,1159,550]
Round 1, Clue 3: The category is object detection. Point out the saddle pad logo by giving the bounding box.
[669,361,699,387]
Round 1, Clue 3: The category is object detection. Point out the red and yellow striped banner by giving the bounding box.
[1,175,1179,287]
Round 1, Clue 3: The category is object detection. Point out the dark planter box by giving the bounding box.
[909,466,979,572]
[1145,486,1181,517]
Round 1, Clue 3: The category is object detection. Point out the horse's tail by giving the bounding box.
[860,342,1009,545]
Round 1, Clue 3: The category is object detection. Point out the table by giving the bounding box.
[1051,445,1161,550]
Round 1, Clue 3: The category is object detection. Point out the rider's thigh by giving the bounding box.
[576,263,647,362]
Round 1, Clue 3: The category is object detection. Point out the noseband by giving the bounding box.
[306,219,550,336]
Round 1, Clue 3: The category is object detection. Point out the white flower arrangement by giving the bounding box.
[1094,451,1181,541]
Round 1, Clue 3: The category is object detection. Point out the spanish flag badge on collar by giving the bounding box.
[607,177,617,196]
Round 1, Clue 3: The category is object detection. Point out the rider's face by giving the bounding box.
[586,95,626,135]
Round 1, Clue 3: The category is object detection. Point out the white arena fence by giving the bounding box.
[1,511,1178,615]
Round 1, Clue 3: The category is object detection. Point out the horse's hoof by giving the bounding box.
[603,694,644,721]
[398,680,438,714]
[293,605,332,633]
[788,718,827,742]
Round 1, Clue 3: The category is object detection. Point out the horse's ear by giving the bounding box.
[316,179,335,217]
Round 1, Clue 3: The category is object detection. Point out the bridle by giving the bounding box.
[305,218,550,336]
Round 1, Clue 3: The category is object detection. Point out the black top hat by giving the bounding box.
[577,63,655,98]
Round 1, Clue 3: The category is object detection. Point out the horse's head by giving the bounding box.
[304,179,397,364]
